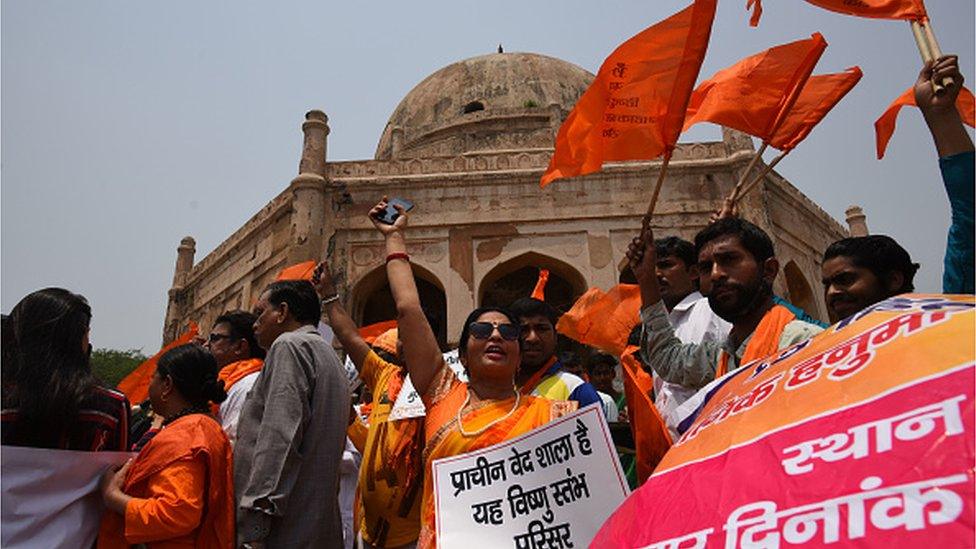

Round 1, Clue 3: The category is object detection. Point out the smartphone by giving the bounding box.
[376,197,414,225]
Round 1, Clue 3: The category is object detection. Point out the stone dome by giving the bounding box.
[375,52,594,160]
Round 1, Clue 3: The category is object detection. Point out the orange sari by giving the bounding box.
[417,368,573,548]
[98,414,234,548]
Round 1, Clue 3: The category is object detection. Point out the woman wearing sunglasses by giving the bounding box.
[368,198,572,548]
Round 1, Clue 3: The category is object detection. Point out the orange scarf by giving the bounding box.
[217,358,264,391]
[518,356,558,395]
[98,414,234,548]
[716,305,795,377]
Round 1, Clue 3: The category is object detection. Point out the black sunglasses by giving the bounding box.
[208,333,236,343]
[468,321,520,341]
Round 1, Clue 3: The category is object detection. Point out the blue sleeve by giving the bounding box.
[568,382,603,410]
[940,151,975,294]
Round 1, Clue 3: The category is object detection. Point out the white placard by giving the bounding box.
[2,446,133,548]
[432,404,630,549]
[388,349,468,421]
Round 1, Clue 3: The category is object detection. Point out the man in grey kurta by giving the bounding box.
[235,280,350,548]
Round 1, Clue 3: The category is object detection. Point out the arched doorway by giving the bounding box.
[352,264,448,350]
[479,253,589,365]
[478,252,586,313]
[784,260,820,322]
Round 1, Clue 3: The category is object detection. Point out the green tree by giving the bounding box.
[91,348,147,387]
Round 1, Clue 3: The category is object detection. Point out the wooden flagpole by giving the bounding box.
[728,142,768,202]
[921,19,955,90]
[910,20,945,95]
[643,151,672,223]
[735,150,789,203]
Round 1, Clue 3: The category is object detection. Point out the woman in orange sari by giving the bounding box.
[98,344,235,548]
[368,199,570,548]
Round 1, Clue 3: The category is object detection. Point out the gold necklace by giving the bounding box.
[456,386,521,438]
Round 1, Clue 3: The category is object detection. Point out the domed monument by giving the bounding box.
[162,51,852,346]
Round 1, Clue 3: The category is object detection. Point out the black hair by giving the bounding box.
[213,310,266,360]
[3,288,95,432]
[263,280,321,326]
[655,236,697,267]
[823,235,918,293]
[156,344,227,408]
[558,350,581,367]
[694,217,775,265]
[508,297,559,328]
[458,307,522,356]
[587,353,618,374]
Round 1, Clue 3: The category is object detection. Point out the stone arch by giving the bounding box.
[478,252,586,314]
[351,262,448,349]
[783,260,819,322]
[617,256,637,284]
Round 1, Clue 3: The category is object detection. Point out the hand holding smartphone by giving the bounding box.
[375,197,414,225]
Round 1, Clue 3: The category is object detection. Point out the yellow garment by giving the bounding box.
[417,367,566,549]
[356,351,424,547]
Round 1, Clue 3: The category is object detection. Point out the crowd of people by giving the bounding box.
[0,56,971,548]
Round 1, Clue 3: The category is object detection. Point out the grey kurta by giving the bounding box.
[234,325,350,547]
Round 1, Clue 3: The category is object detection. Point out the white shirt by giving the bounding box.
[597,391,620,422]
[218,371,260,446]
[654,291,730,435]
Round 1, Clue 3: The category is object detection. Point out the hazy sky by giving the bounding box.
[2,1,973,353]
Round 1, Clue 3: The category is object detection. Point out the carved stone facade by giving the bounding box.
[162,52,849,345]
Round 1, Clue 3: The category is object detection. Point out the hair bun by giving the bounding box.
[204,378,228,405]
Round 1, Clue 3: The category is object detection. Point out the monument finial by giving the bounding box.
[498,44,503,53]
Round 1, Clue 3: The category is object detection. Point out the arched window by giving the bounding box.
[478,252,586,313]
[463,101,485,114]
[783,260,821,323]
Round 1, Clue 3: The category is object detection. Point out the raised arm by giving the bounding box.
[368,198,445,396]
[915,55,973,158]
[915,55,975,294]
[313,260,371,370]
[627,224,721,389]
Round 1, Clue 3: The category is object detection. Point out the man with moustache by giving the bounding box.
[628,218,822,391]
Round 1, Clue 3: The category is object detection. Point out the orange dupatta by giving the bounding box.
[518,356,558,396]
[217,358,264,391]
[98,414,234,548]
[418,382,569,549]
[716,304,795,377]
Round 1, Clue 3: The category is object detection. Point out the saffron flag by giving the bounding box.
[530,269,550,301]
[117,322,199,403]
[875,85,976,159]
[276,260,317,281]
[620,348,673,484]
[768,66,863,151]
[682,33,828,142]
[748,0,926,26]
[556,284,641,357]
[593,295,975,547]
[540,0,717,186]
[557,286,672,482]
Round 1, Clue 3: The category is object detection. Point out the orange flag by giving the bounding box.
[768,67,863,151]
[276,260,317,281]
[748,0,926,26]
[540,0,717,186]
[556,285,641,357]
[117,322,199,403]
[875,85,976,159]
[683,33,827,142]
[621,347,673,483]
[530,269,550,301]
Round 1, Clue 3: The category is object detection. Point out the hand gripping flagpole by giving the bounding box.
[910,18,953,95]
